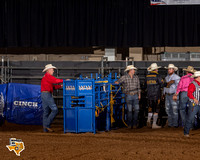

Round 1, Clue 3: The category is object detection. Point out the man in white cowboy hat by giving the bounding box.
[115,65,141,129]
[145,63,164,129]
[164,64,180,128]
[41,64,63,132]
[173,66,195,127]
[184,71,200,137]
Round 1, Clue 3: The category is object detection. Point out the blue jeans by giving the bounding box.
[41,92,58,128]
[179,92,189,126]
[184,102,200,135]
[125,94,139,127]
[165,94,179,127]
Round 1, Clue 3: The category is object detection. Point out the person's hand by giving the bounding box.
[115,81,119,84]
[138,94,141,100]
[162,95,165,100]
[65,79,70,81]
[166,80,175,88]
[61,84,63,87]
[194,98,199,105]
[173,94,177,101]
[158,99,160,105]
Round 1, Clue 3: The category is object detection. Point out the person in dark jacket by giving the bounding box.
[145,63,164,129]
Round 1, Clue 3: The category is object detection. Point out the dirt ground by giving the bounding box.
[0,122,200,160]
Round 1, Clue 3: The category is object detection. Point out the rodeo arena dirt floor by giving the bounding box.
[1,122,200,160]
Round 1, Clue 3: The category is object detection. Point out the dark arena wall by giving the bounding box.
[0,0,200,47]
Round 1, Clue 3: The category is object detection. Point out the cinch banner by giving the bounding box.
[5,83,42,125]
[151,0,200,5]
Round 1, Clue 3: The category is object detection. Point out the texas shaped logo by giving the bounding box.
[6,138,25,156]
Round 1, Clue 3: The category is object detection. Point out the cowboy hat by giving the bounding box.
[124,65,137,72]
[42,64,57,72]
[183,66,196,73]
[165,64,178,71]
[147,63,161,71]
[191,71,200,78]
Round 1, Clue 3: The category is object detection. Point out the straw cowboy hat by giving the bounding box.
[165,64,178,71]
[42,64,57,72]
[191,71,200,78]
[124,65,137,72]
[147,63,161,71]
[183,66,196,73]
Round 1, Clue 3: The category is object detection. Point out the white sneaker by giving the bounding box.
[184,134,190,138]
[152,124,161,129]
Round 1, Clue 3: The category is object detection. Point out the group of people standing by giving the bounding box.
[116,63,200,137]
[41,63,200,137]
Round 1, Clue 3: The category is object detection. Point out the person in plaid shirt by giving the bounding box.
[115,65,141,129]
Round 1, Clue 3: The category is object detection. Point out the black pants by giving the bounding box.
[148,99,160,113]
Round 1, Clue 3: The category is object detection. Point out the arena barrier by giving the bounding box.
[0,83,42,125]
[63,73,126,133]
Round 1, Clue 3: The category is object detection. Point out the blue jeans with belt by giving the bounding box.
[41,92,58,129]
[179,91,189,126]
[125,94,139,127]
[165,94,179,127]
[184,102,200,135]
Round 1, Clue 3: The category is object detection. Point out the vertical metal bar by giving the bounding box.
[1,56,4,84]
[96,73,98,80]
[7,57,9,82]
[10,68,12,83]
[101,57,104,78]
[131,57,134,66]
[118,68,121,77]
[106,83,111,131]
[92,80,96,134]
[75,107,78,133]
[125,57,128,67]
[101,57,108,79]
[5,57,7,83]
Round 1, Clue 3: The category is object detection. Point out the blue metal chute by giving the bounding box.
[63,73,126,134]
[63,79,95,133]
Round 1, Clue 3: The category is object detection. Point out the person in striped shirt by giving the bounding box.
[184,71,200,137]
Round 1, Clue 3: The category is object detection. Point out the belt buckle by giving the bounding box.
[129,92,135,96]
